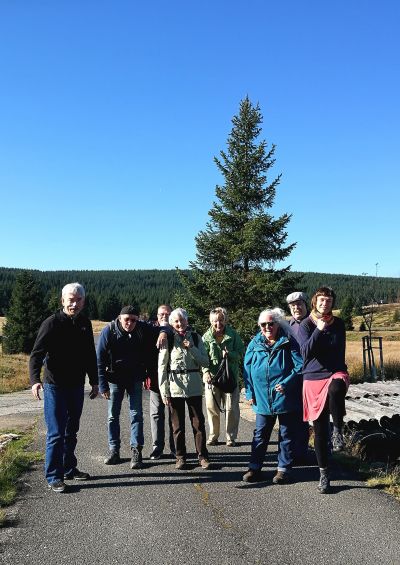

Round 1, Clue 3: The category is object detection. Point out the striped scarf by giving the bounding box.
[310,309,334,326]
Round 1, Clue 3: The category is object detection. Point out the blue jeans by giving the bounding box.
[44,383,84,484]
[108,380,144,450]
[249,412,297,473]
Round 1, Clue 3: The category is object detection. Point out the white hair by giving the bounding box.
[169,307,188,324]
[258,307,285,324]
[61,282,85,298]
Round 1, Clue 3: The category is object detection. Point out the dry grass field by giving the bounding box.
[1,307,399,393]
[0,346,30,394]
[91,319,108,335]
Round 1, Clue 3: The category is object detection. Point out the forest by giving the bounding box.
[0,267,399,321]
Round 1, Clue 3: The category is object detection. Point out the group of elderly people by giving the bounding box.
[30,282,348,495]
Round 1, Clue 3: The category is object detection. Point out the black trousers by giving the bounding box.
[313,379,347,468]
[169,396,209,460]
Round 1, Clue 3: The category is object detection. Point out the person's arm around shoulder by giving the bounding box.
[145,320,170,350]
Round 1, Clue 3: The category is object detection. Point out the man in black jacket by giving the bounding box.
[30,282,98,493]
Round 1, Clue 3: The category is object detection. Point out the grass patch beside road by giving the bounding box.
[333,451,400,502]
[0,345,30,394]
[0,429,42,526]
[366,466,400,500]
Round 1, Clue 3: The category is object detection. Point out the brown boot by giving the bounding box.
[175,457,187,470]
[272,471,291,484]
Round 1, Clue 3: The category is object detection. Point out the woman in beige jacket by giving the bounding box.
[158,308,210,470]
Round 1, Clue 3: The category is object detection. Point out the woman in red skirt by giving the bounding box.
[298,287,349,494]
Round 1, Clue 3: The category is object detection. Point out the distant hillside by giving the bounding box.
[0,267,399,318]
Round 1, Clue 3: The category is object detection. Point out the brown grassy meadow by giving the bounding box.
[1,306,399,393]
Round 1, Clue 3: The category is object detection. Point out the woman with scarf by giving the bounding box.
[298,287,349,494]
[158,308,210,470]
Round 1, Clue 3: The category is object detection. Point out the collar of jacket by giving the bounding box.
[253,332,289,352]
[114,318,144,339]
[204,325,234,342]
[57,309,83,324]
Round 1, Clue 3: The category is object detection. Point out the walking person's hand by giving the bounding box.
[31,383,42,400]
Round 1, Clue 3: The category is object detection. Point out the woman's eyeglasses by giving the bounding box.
[260,321,275,328]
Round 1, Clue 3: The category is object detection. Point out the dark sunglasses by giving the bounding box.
[260,321,275,328]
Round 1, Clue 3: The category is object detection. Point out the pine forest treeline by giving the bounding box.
[0,267,399,321]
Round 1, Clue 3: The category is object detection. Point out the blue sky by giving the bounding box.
[1,1,399,277]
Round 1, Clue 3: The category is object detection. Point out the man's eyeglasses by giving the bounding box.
[260,321,275,328]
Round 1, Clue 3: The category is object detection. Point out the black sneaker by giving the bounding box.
[104,451,121,465]
[64,468,90,481]
[130,447,143,469]
[150,448,163,460]
[48,480,67,493]
[318,471,331,494]
[332,430,345,452]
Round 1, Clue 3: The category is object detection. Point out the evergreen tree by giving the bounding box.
[84,294,99,320]
[3,271,45,354]
[177,97,298,340]
[98,293,121,321]
[47,287,61,314]
[338,296,354,330]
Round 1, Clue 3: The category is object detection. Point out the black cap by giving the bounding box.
[119,305,140,316]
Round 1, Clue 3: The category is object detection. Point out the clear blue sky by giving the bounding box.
[1,1,399,277]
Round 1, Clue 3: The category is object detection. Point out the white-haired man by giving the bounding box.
[30,282,98,493]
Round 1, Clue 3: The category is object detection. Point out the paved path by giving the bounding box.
[0,389,43,431]
[0,390,400,565]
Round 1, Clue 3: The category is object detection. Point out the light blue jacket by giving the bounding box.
[244,331,303,415]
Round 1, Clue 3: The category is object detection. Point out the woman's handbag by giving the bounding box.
[211,356,237,394]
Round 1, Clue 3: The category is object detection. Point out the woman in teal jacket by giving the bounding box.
[243,308,303,484]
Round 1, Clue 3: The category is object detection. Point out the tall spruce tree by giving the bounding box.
[3,271,45,354]
[177,97,298,341]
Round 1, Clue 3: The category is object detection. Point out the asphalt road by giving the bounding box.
[1,391,400,565]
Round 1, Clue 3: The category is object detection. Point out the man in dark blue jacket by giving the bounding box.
[30,282,98,493]
[97,305,168,469]
[286,291,312,465]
